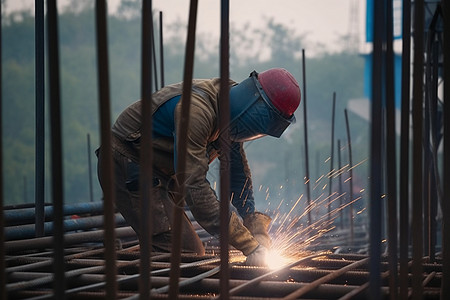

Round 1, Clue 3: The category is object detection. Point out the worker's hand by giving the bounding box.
[243,212,272,249]
[245,245,268,267]
[228,212,260,256]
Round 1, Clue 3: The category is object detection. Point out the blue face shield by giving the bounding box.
[228,71,296,142]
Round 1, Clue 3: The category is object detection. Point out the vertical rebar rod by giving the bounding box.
[441,1,450,298]
[139,0,153,298]
[344,109,354,245]
[168,1,198,298]
[399,1,411,299]
[151,16,158,91]
[385,0,398,298]
[87,134,94,203]
[0,1,6,298]
[429,40,439,263]
[411,0,424,299]
[35,0,45,238]
[369,0,384,297]
[328,92,336,223]
[95,1,117,299]
[219,0,230,298]
[423,19,432,260]
[47,0,66,298]
[337,139,344,229]
[301,49,312,227]
[159,11,165,88]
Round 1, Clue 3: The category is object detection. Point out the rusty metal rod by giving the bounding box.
[26,256,223,299]
[219,0,231,299]
[5,213,126,240]
[399,1,411,299]
[4,226,136,254]
[328,92,336,223]
[385,0,398,297]
[159,11,165,88]
[35,0,45,238]
[0,1,5,298]
[282,257,369,300]
[344,109,354,245]
[411,1,424,299]
[442,0,450,298]
[46,0,66,297]
[369,0,384,298]
[225,252,327,298]
[95,1,118,298]
[337,139,344,229]
[4,201,104,225]
[87,134,94,203]
[139,0,154,298]
[337,270,390,300]
[301,49,312,227]
[9,272,391,299]
[168,1,198,298]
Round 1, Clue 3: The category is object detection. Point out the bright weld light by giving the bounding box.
[265,250,291,270]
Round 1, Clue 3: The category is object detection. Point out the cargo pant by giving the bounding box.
[97,145,205,255]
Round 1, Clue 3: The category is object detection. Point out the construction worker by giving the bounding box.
[97,68,301,266]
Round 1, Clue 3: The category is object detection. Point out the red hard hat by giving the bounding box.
[258,68,301,117]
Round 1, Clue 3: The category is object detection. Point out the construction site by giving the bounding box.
[1,0,450,299]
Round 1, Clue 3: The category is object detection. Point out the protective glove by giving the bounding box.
[228,211,259,256]
[243,212,272,249]
[245,245,268,267]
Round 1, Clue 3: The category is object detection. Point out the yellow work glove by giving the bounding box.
[243,212,272,249]
[228,211,259,256]
[245,245,268,266]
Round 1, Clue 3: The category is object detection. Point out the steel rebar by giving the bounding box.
[328,92,336,223]
[219,0,231,299]
[301,49,312,227]
[4,226,136,254]
[344,109,354,245]
[95,1,118,298]
[337,139,344,229]
[369,0,384,298]
[385,0,398,297]
[412,1,424,299]
[0,1,5,298]
[442,0,450,298]
[5,213,125,240]
[47,0,66,297]
[87,133,94,203]
[169,1,198,298]
[159,11,165,88]
[35,0,45,238]
[139,0,154,298]
[399,1,411,299]
[282,257,369,300]
[4,201,104,225]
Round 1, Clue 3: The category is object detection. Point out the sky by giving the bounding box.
[4,0,368,54]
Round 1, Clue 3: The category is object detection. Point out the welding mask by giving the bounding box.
[228,69,301,142]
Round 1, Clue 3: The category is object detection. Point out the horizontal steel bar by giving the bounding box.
[5,213,125,240]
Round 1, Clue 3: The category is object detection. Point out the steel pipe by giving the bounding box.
[5,226,136,254]
[0,1,5,298]
[4,201,104,225]
[328,92,336,223]
[5,213,125,240]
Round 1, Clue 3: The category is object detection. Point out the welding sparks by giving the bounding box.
[265,249,291,269]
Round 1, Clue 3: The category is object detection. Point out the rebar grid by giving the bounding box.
[3,230,443,300]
